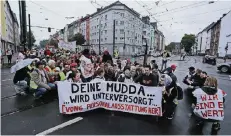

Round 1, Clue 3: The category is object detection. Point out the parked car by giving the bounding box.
[202,55,216,65]
[217,62,231,73]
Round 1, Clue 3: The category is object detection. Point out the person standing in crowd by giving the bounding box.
[161,50,170,70]
[134,65,159,86]
[30,61,56,98]
[6,47,13,65]
[192,76,225,134]
[102,50,113,64]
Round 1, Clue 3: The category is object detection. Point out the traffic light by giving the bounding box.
[48,27,51,32]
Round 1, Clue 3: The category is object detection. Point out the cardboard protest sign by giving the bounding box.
[193,88,225,121]
[79,55,94,78]
[57,81,163,116]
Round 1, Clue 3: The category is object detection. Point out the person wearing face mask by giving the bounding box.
[117,66,133,83]
[134,65,158,86]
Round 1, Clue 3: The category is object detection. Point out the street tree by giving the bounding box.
[181,34,196,53]
[165,42,175,52]
[39,39,49,48]
[49,38,59,48]
[69,33,86,45]
[26,31,36,47]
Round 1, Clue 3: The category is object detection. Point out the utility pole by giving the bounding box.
[112,20,115,58]
[143,38,148,66]
[18,1,22,44]
[99,23,101,55]
[28,14,32,50]
[123,31,125,56]
[21,0,27,50]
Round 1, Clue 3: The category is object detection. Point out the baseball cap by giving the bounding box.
[70,63,77,67]
[171,64,177,69]
[188,66,195,71]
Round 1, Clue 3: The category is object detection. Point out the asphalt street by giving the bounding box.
[1,55,231,135]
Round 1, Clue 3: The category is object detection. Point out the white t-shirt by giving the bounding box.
[6,50,12,55]
[193,88,226,121]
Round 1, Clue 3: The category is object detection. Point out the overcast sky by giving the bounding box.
[8,0,231,45]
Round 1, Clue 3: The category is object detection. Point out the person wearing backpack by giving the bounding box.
[161,74,182,120]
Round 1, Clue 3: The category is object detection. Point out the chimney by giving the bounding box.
[223,14,227,17]
[97,8,101,12]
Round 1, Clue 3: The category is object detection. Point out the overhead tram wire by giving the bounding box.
[152,1,208,16]
[29,0,68,20]
[158,7,231,23]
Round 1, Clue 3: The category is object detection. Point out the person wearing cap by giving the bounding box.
[30,61,56,98]
[162,64,177,82]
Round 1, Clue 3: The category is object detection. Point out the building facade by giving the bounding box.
[218,11,231,57]
[53,1,165,56]
[1,0,20,55]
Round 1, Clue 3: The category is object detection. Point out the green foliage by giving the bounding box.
[49,38,59,48]
[39,39,49,48]
[181,34,196,53]
[165,42,175,52]
[26,31,36,46]
[69,33,86,45]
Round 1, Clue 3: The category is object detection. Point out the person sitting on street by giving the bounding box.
[30,61,56,98]
[188,69,205,88]
[57,64,70,81]
[134,65,159,86]
[162,64,177,82]
[66,71,82,83]
[44,59,58,83]
[191,76,225,134]
[117,66,133,83]
[183,66,196,85]
[13,67,31,95]
[160,74,178,120]
[91,68,105,82]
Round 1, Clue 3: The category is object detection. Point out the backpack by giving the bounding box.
[176,85,183,100]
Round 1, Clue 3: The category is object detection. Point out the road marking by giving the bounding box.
[36,117,83,135]
[1,79,12,82]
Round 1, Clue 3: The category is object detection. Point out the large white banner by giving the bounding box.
[58,40,76,51]
[57,81,163,116]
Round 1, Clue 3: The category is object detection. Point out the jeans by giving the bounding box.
[161,60,167,70]
[14,80,28,93]
[35,83,56,97]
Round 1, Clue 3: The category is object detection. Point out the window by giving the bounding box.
[121,13,124,17]
[120,21,124,25]
[115,29,117,33]
[97,39,99,42]
[101,39,103,42]
[120,37,124,40]
[104,30,107,34]
[97,25,99,28]
[120,29,124,34]
[105,15,107,20]
[105,38,107,41]
[115,21,118,25]
[105,23,107,27]
[115,37,117,40]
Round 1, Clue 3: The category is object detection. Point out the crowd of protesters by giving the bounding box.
[12,47,225,133]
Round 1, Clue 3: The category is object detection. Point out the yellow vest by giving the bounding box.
[30,80,38,89]
[59,72,66,81]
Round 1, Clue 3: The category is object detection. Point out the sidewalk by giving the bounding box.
[1,53,18,68]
